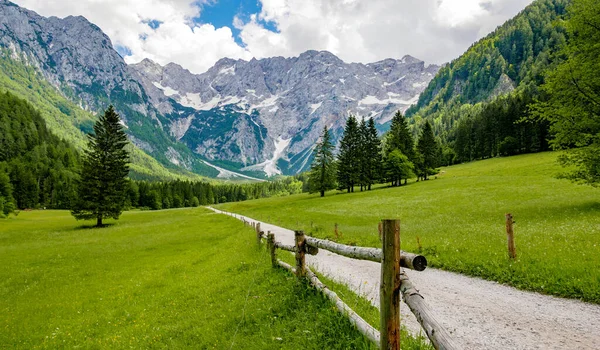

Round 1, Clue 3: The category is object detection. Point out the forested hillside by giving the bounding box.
[0,50,207,181]
[407,0,568,119]
[0,91,80,213]
[405,0,570,164]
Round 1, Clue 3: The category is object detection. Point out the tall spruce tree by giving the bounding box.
[337,116,360,192]
[358,117,369,191]
[72,106,130,227]
[416,121,438,181]
[364,118,382,190]
[308,126,337,197]
[389,111,415,161]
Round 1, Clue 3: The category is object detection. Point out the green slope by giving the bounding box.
[406,0,569,123]
[217,152,600,303]
[0,208,397,349]
[0,50,204,181]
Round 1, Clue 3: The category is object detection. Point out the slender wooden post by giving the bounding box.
[505,213,516,259]
[267,232,276,267]
[295,230,306,278]
[256,226,262,246]
[335,223,339,240]
[380,219,401,350]
[378,222,383,241]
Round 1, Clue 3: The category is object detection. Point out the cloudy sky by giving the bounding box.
[13,0,534,74]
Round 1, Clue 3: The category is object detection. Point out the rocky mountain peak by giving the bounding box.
[0,0,441,178]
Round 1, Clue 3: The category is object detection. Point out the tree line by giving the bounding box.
[129,177,303,211]
[441,87,550,164]
[308,112,441,196]
[0,95,304,218]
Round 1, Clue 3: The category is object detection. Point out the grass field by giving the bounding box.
[217,152,600,303]
[0,208,394,349]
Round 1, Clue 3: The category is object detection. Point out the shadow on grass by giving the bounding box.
[74,223,117,230]
[544,200,600,216]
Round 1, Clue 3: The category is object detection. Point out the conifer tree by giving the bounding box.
[308,126,337,197]
[337,116,360,192]
[364,118,382,190]
[71,106,130,227]
[389,111,415,161]
[416,121,439,180]
[358,117,369,191]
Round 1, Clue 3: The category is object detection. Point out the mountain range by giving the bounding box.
[0,0,439,178]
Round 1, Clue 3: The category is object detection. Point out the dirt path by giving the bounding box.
[209,208,600,349]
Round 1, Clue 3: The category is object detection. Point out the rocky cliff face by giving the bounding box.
[131,51,439,175]
[0,0,440,177]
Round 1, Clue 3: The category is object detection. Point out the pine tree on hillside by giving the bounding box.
[389,111,415,161]
[416,121,439,181]
[308,126,337,197]
[364,118,382,190]
[358,117,369,191]
[337,116,360,192]
[71,105,130,227]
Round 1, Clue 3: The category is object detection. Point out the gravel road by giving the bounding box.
[210,208,600,349]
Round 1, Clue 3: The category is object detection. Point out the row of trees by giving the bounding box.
[0,100,304,221]
[130,177,303,211]
[448,88,550,163]
[308,112,441,197]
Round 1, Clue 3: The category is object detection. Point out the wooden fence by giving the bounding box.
[244,219,459,350]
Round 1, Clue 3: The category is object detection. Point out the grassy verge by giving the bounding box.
[217,152,600,303]
[0,208,378,349]
[276,252,432,350]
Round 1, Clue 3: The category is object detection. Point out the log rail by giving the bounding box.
[246,217,455,350]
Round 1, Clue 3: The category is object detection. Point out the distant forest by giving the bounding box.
[0,91,304,214]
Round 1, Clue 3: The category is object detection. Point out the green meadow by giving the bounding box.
[217,152,600,303]
[0,208,387,349]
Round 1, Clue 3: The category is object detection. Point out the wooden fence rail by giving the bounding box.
[252,217,455,350]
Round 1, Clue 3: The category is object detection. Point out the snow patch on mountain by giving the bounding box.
[359,93,420,106]
[202,160,265,181]
[152,82,179,97]
[310,102,323,114]
[241,136,291,177]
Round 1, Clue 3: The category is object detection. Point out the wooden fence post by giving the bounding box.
[256,226,262,246]
[335,223,339,240]
[505,213,516,259]
[267,232,276,267]
[380,220,401,350]
[378,222,383,241]
[295,230,306,278]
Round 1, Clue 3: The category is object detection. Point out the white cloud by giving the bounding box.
[237,0,535,65]
[13,0,251,73]
[12,0,534,73]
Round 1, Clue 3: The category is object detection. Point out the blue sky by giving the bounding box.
[195,0,278,46]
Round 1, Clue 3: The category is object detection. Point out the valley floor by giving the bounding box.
[211,208,600,349]
[0,209,380,349]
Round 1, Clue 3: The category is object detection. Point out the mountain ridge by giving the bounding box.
[0,0,439,177]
